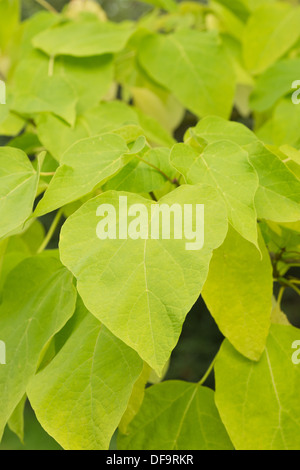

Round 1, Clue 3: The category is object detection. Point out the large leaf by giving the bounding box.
[27,306,142,450]
[242,3,300,74]
[250,58,300,112]
[118,381,234,450]
[193,115,257,146]
[170,140,259,246]
[35,133,130,216]
[59,185,228,373]
[10,50,77,126]
[247,141,300,222]
[0,256,77,439]
[33,18,134,57]
[192,116,300,223]
[0,147,39,240]
[36,102,173,162]
[202,227,273,360]
[215,324,300,450]
[54,54,114,115]
[138,30,235,118]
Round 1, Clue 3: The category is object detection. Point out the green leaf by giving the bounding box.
[247,141,300,223]
[59,185,228,373]
[7,395,26,443]
[134,108,175,148]
[8,132,42,155]
[242,3,300,74]
[0,238,30,294]
[35,102,173,162]
[0,256,77,439]
[250,58,300,112]
[33,18,134,57]
[192,116,300,223]
[279,146,300,181]
[119,363,151,435]
[215,324,300,450]
[210,1,245,41]
[0,147,39,240]
[20,10,60,56]
[27,307,143,450]
[104,147,177,193]
[54,54,114,115]
[138,30,235,118]
[257,99,300,148]
[202,226,273,361]
[170,140,259,246]
[35,133,130,216]
[192,115,257,146]
[213,0,250,22]
[10,50,77,126]
[271,296,290,326]
[118,381,234,450]
[261,220,300,255]
[0,105,24,136]
[0,221,45,294]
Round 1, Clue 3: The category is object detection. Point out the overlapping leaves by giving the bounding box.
[0,0,300,452]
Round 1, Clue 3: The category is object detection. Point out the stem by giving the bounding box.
[278,278,300,296]
[277,286,285,307]
[40,172,55,176]
[133,154,180,187]
[37,209,63,253]
[149,191,158,202]
[198,354,217,386]
[289,283,300,296]
[34,0,58,13]
[281,258,300,265]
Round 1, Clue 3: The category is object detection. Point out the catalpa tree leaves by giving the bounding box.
[59,185,228,373]
[27,302,142,450]
[0,0,300,451]
[170,140,259,246]
[32,18,134,57]
[35,133,143,216]
[242,3,300,74]
[11,50,78,126]
[138,30,235,119]
[0,147,39,240]
[202,227,273,360]
[215,324,300,450]
[118,381,234,450]
[35,101,174,162]
[0,256,77,440]
[192,116,300,223]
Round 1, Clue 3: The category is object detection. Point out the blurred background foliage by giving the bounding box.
[0,0,299,450]
[22,0,203,20]
[22,0,150,20]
